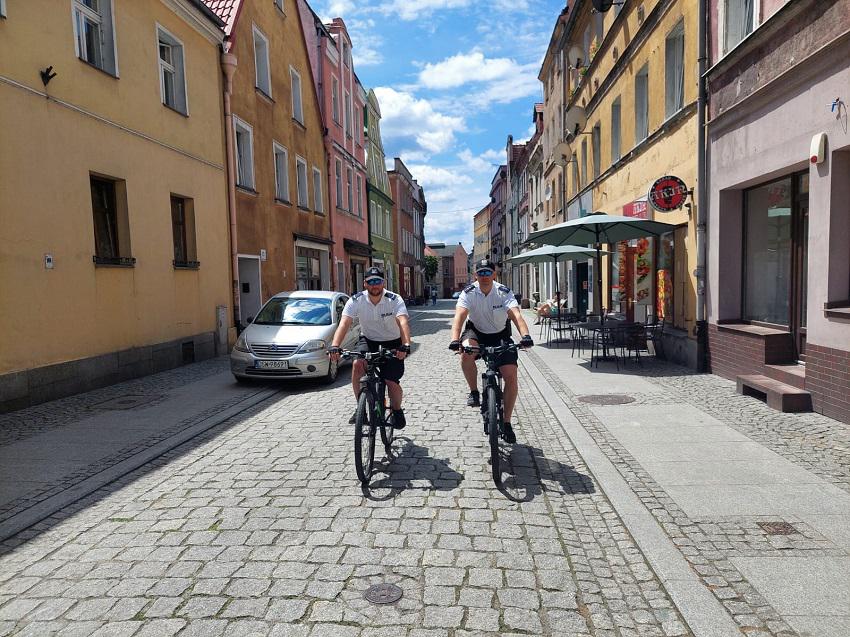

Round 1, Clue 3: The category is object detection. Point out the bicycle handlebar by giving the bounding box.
[337,348,402,362]
[460,342,523,357]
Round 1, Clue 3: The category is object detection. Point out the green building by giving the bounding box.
[364,89,396,290]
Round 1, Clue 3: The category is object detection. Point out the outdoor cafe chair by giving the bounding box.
[590,324,620,370]
[621,322,648,366]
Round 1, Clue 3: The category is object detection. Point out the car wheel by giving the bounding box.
[323,358,339,384]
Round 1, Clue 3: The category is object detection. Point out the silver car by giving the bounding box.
[230,290,359,383]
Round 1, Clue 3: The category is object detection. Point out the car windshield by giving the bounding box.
[252,297,332,326]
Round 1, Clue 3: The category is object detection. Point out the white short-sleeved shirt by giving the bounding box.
[457,281,519,335]
[342,290,409,342]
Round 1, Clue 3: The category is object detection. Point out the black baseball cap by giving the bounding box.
[364,266,384,280]
[474,258,497,274]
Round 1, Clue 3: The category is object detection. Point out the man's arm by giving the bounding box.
[508,307,531,339]
[395,314,411,360]
[451,306,469,342]
[329,316,353,361]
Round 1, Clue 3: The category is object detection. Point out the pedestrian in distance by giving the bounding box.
[329,267,412,429]
[431,288,438,305]
[448,258,533,443]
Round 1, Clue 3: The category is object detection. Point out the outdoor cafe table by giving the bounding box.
[575,320,639,358]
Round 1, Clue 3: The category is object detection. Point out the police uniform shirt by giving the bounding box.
[457,281,519,335]
[342,290,409,342]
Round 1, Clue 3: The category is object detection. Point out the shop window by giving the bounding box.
[73,0,117,75]
[90,174,133,265]
[296,246,322,290]
[657,232,675,323]
[171,195,198,268]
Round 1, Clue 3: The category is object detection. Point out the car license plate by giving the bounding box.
[256,360,289,369]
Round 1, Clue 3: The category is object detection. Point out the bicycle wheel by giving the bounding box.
[378,382,394,452]
[485,385,502,486]
[353,391,376,483]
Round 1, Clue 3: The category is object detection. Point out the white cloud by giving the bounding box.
[348,18,383,66]
[378,0,473,21]
[457,148,504,173]
[373,87,465,155]
[408,164,473,189]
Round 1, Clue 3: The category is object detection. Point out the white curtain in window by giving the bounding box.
[725,0,755,52]
[665,21,685,118]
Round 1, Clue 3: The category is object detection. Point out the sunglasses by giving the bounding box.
[476,269,494,276]
[365,278,384,286]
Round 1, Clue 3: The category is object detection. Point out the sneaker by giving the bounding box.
[390,409,406,430]
[467,391,480,407]
[501,422,517,444]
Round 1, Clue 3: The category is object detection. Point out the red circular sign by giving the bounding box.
[648,175,689,212]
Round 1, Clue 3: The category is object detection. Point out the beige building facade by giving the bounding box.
[0,0,232,411]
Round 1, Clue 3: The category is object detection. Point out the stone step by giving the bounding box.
[764,363,807,390]
[736,374,812,413]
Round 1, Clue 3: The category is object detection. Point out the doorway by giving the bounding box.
[238,256,261,327]
[576,262,589,317]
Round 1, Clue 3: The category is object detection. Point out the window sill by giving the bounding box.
[256,87,274,103]
[292,118,306,130]
[93,256,136,267]
[314,210,326,217]
[78,57,118,79]
[275,197,292,207]
[173,260,200,270]
[236,185,258,195]
[824,301,850,319]
[163,102,189,117]
[297,205,311,213]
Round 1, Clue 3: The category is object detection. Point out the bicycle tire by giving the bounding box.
[353,391,376,483]
[485,384,502,486]
[377,382,394,452]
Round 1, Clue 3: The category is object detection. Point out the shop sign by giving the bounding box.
[623,198,648,219]
[648,175,689,212]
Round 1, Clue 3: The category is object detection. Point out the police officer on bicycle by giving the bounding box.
[448,258,533,443]
[328,267,412,429]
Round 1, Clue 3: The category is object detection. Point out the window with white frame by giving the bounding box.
[273,142,289,202]
[346,168,353,210]
[371,201,379,236]
[1,0,6,18]
[332,77,340,124]
[296,157,308,208]
[73,0,117,74]
[580,139,588,187]
[635,64,649,143]
[724,0,755,53]
[665,20,685,118]
[290,67,304,124]
[157,27,187,114]
[385,207,391,238]
[234,117,254,189]
[356,175,363,217]
[312,167,324,213]
[343,91,351,137]
[335,159,343,206]
[611,97,621,163]
[253,25,271,96]
[592,123,601,179]
[274,0,284,11]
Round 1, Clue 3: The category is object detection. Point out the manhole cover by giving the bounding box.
[578,394,635,405]
[757,521,799,536]
[92,395,161,410]
[364,583,403,605]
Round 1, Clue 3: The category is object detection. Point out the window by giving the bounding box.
[157,27,187,114]
[665,21,685,118]
[296,246,323,290]
[296,157,308,208]
[592,123,601,179]
[253,26,271,97]
[273,142,289,202]
[332,77,340,124]
[0,0,6,17]
[274,0,284,11]
[342,41,350,67]
[234,117,254,190]
[344,91,351,137]
[171,195,197,267]
[335,159,343,207]
[312,167,324,213]
[372,201,379,236]
[90,174,132,264]
[724,0,755,53]
[73,0,117,75]
[346,168,353,210]
[356,175,363,217]
[635,64,649,143]
[290,67,304,124]
[571,153,579,195]
[580,139,588,187]
[611,97,621,163]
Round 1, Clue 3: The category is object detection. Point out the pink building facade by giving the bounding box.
[297,6,370,293]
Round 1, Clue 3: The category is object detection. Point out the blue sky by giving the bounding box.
[313,0,565,251]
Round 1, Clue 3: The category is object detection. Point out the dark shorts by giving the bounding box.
[461,321,518,368]
[357,336,405,383]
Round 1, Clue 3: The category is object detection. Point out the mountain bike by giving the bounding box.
[340,348,398,484]
[461,342,521,487]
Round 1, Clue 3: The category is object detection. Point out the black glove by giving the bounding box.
[448,340,461,351]
[327,345,342,355]
[520,335,534,348]
[398,344,411,355]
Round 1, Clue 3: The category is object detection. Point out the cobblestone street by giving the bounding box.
[0,304,848,637]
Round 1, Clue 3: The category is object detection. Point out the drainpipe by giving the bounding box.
[316,27,336,291]
[696,0,708,371]
[220,44,240,330]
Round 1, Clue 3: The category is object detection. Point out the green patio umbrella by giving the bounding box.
[526,212,677,316]
[508,244,609,325]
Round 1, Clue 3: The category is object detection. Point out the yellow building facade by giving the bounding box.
[0,0,233,410]
[559,0,699,366]
[473,205,491,265]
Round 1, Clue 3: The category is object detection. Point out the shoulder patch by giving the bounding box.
[498,285,512,294]
[384,292,396,300]
[463,284,476,293]
[353,292,364,300]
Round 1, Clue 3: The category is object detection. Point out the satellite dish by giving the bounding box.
[553,141,572,166]
[567,45,585,69]
[504,246,511,255]
[564,106,587,142]
[592,0,615,11]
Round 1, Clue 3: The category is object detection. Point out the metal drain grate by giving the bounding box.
[364,583,403,605]
[92,395,160,410]
[757,521,799,536]
[578,394,636,405]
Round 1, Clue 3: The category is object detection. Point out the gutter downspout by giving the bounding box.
[220,45,240,331]
[696,0,708,371]
[316,26,336,291]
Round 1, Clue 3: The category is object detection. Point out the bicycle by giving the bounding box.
[339,348,399,484]
[460,341,522,487]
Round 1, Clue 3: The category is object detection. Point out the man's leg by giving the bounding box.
[351,360,366,398]
[460,338,479,391]
[500,364,518,422]
[386,380,403,410]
